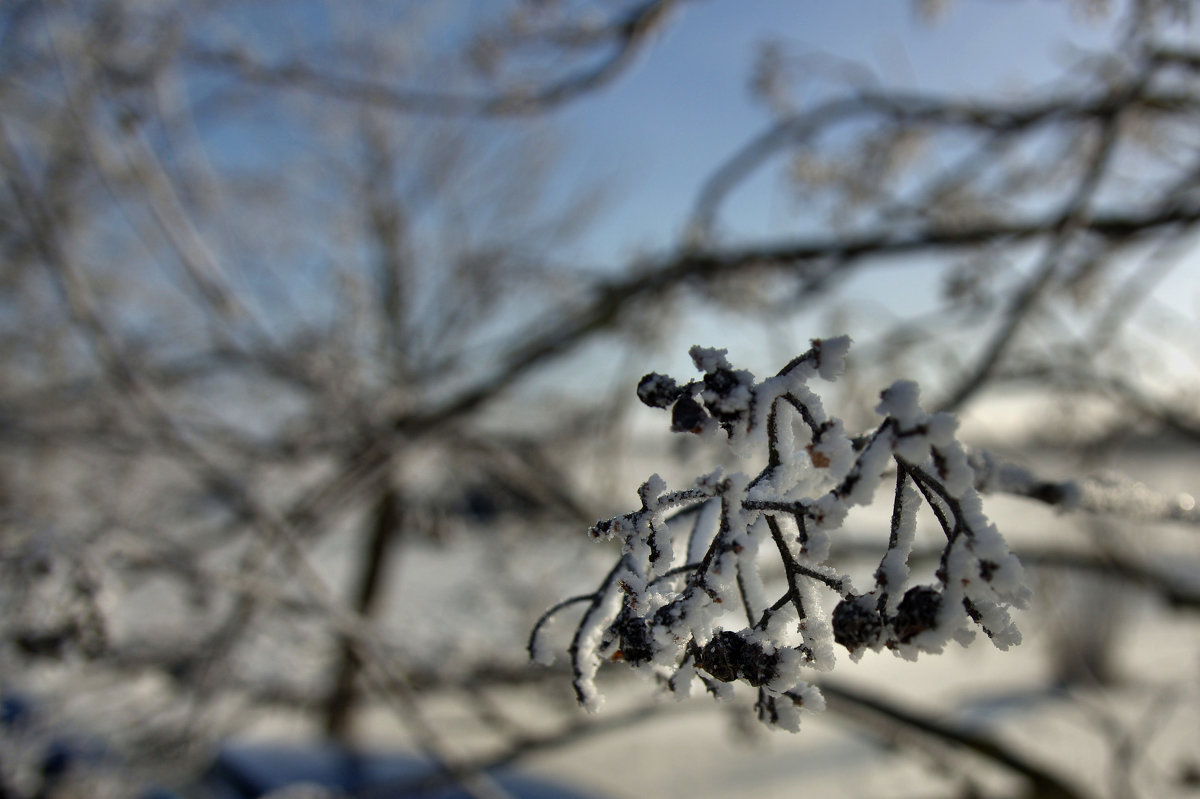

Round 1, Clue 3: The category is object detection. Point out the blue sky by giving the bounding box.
[174,1,1196,385]
[503,1,1199,383]
[553,0,1117,264]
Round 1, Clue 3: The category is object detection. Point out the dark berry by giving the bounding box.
[696,630,778,686]
[671,396,709,433]
[893,586,942,643]
[697,630,743,682]
[832,594,883,652]
[636,373,680,408]
[741,648,780,687]
[615,615,654,665]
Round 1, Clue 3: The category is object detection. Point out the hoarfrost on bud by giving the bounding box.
[532,337,1030,731]
[876,380,923,427]
[688,345,731,373]
[926,412,959,446]
[814,335,852,381]
[637,373,680,408]
[529,626,557,667]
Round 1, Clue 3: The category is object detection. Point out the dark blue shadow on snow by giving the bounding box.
[2,692,596,799]
[200,742,602,799]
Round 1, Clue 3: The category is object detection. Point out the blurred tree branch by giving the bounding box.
[3,1,1200,797]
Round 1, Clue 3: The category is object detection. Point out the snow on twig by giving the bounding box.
[531,337,1031,730]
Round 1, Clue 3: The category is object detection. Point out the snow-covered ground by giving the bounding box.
[5,435,1197,799]
[285,444,1197,799]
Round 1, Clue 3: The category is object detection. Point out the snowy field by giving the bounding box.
[210,443,1199,799]
[5,431,1196,799]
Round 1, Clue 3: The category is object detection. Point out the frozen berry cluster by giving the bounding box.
[532,337,1029,731]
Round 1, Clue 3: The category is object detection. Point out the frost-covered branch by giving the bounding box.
[531,337,1030,731]
[189,0,681,117]
[970,450,1200,527]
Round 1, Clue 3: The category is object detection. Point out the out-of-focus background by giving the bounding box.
[1,1,1198,797]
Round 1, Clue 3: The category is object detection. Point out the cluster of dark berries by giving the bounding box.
[534,338,1029,732]
[636,348,755,436]
[604,606,655,665]
[831,586,944,654]
[636,371,709,434]
[695,630,780,687]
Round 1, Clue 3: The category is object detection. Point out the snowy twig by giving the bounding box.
[532,338,1030,730]
[970,450,1200,527]
[189,0,680,117]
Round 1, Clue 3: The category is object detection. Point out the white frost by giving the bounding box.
[542,336,1029,731]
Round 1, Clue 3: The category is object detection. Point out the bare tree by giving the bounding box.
[1,1,1198,798]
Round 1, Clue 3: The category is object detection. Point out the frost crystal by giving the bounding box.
[530,337,1030,731]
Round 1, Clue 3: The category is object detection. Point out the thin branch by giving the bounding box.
[187,0,681,118]
[937,75,1135,412]
[820,681,1087,799]
[689,84,1197,239]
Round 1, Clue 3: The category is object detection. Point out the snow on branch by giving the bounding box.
[970,449,1200,527]
[530,337,1031,731]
